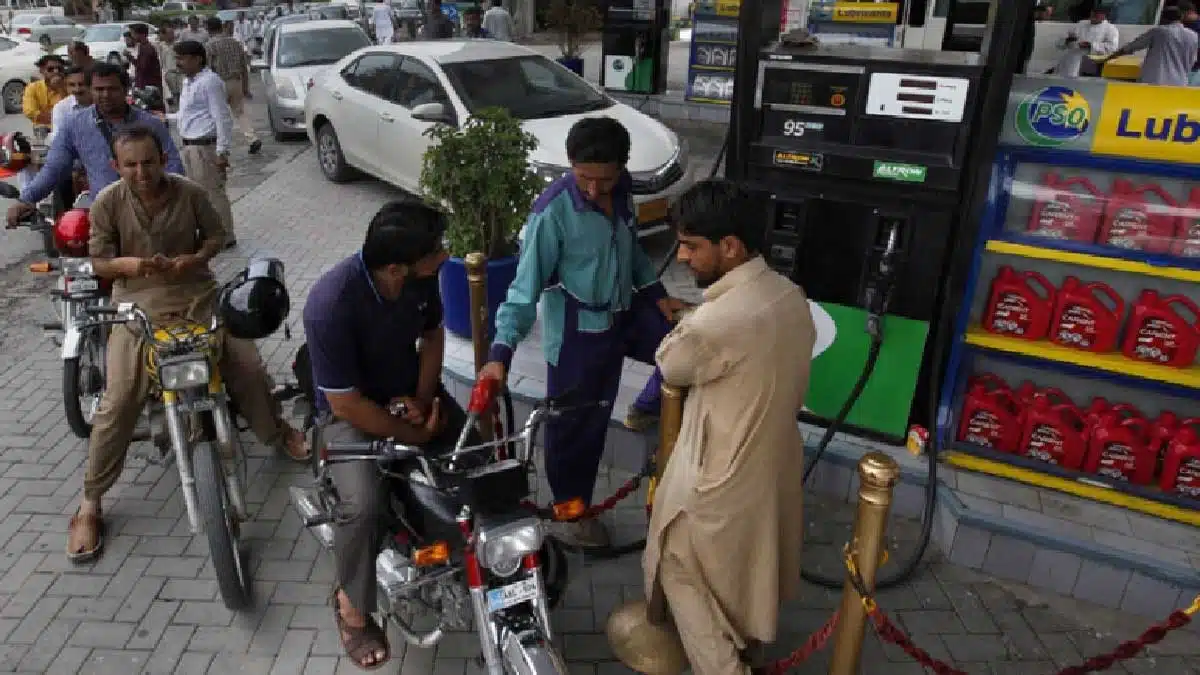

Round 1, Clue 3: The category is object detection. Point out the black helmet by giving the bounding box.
[219,257,290,340]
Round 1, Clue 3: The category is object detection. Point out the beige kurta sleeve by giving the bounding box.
[88,189,120,258]
[191,185,228,249]
[655,316,743,387]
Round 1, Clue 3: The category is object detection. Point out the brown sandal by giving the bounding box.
[332,590,390,671]
[66,508,104,564]
[279,426,311,464]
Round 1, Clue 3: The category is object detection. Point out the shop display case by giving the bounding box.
[938,77,1200,517]
[685,0,740,104]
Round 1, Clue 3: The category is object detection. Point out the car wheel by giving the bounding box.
[316,124,354,183]
[2,80,25,114]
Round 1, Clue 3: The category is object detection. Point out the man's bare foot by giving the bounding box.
[67,498,104,563]
[279,424,310,463]
[334,589,389,670]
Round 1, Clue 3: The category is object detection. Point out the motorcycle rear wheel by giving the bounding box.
[193,439,251,610]
[63,328,104,439]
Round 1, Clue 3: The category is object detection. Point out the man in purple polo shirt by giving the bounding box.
[302,201,474,671]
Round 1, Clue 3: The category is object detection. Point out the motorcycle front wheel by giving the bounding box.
[63,327,105,439]
[193,439,251,610]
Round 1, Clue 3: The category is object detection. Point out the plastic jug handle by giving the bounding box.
[1041,388,1071,406]
[1123,418,1150,436]
[1088,283,1125,316]
[1061,176,1103,197]
[1055,404,1084,427]
[1162,295,1200,325]
[1022,270,1057,302]
[1143,182,1180,207]
[1109,403,1143,420]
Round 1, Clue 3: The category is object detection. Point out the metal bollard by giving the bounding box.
[464,252,493,441]
[827,452,901,675]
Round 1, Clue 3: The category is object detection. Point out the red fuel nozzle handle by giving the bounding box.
[468,375,500,415]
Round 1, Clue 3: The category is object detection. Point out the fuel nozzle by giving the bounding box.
[863,215,905,338]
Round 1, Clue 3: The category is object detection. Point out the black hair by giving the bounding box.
[1178,1,1195,12]
[362,201,447,270]
[69,40,89,54]
[670,179,765,254]
[565,116,631,166]
[1161,6,1183,21]
[174,40,208,66]
[205,15,223,32]
[63,65,86,79]
[111,125,165,158]
[130,23,150,36]
[88,61,131,88]
[35,54,65,68]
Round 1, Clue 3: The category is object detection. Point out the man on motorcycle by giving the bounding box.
[303,201,471,671]
[66,125,310,564]
[23,55,68,126]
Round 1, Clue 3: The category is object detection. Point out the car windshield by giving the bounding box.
[276,27,369,68]
[82,25,125,41]
[11,15,39,26]
[442,55,611,120]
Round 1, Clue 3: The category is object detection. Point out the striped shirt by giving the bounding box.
[206,36,248,81]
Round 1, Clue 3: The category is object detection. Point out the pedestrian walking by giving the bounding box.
[178,15,208,44]
[372,2,395,44]
[173,40,238,248]
[482,0,514,41]
[645,179,815,675]
[157,21,182,108]
[205,16,262,154]
[130,23,163,90]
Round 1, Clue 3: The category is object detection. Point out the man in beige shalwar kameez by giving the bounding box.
[643,180,815,675]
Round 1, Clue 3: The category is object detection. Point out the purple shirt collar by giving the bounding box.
[563,169,634,222]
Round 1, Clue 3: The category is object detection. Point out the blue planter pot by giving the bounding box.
[439,255,519,341]
[557,57,584,76]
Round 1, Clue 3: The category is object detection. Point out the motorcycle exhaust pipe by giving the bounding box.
[288,486,335,548]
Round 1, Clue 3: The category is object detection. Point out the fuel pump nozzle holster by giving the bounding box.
[862,214,906,339]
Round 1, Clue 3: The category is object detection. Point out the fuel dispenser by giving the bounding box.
[599,0,671,94]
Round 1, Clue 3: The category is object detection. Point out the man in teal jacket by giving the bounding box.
[479,117,681,548]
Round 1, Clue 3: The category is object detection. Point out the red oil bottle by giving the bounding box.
[1160,420,1200,498]
[1121,291,1200,368]
[1026,173,1106,243]
[1100,179,1180,254]
[1050,277,1125,352]
[958,379,1023,453]
[1084,413,1155,485]
[1016,382,1071,407]
[1172,187,1200,258]
[1019,395,1088,469]
[983,267,1057,340]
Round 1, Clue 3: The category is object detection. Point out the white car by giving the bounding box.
[56,22,156,63]
[0,35,48,113]
[305,40,691,235]
[7,13,83,46]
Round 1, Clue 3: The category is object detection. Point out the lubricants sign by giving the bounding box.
[1002,76,1200,166]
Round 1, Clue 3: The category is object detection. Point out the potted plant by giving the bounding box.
[545,0,600,76]
[420,106,543,341]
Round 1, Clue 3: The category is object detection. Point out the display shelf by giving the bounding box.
[963,346,1200,401]
[985,239,1200,284]
[945,444,1200,526]
[964,327,1200,391]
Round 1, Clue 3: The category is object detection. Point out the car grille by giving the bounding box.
[631,161,684,195]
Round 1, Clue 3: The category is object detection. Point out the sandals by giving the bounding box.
[332,589,391,671]
[66,508,104,564]
[278,425,312,464]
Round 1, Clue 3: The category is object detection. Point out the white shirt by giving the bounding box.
[47,94,78,145]
[234,20,254,44]
[1057,19,1120,76]
[482,6,514,42]
[372,4,394,37]
[178,68,234,155]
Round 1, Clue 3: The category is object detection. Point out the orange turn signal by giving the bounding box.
[28,262,51,273]
[552,497,586,522]
[413,541,450,567]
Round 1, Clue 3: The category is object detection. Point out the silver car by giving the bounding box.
[252,19,371,140]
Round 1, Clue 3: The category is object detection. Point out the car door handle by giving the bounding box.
[330,90,343,101]
[379,113,395,122]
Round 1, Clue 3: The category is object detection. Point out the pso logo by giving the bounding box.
[1014,85,1092,148]
[612,59,626,72]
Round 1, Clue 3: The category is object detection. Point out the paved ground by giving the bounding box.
[0,82,1198,674]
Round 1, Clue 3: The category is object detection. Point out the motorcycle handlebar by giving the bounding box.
[324,440,421,462]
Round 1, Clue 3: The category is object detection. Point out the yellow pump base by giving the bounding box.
[605,599,688,675]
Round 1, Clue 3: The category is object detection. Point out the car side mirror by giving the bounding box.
[250,58,266,71]
[411,102,453,125]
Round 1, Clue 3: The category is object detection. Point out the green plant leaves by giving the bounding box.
[419,107,544,260]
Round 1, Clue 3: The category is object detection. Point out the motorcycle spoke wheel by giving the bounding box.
[193,440,252,610]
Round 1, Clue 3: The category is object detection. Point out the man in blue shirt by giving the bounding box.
[5,62,183,227]
[303,201,473,671]
[479,117,682,548]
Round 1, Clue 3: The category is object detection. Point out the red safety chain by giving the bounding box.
[521,471,646,521]
[761,611,840,675]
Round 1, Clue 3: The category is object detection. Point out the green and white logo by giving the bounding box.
[873,161,927,183]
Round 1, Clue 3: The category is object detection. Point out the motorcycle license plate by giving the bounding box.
[66,278,98,294]
[176,398,216,412]
[486,578,539,613]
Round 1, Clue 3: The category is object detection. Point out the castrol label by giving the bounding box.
[989,292,1031,336]
[1030,201,1076,239]
[964,411,1003,448]
[1096,443,1137,482]
[1105,207,1149,250]
[1179,219,1200,258]
[1025,424,1064,465]
[1055,304,1097,348]
[1132,318,1180,363]
[1173,458,1200,498]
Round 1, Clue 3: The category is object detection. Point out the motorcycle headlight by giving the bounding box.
[476,518,544,577]
[159,358,210,390]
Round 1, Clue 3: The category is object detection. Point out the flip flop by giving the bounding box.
[332,589,390,671]
[278,427,311,464]
[66,508,104,564]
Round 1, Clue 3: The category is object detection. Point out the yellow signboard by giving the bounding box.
[1092,83,1200,165]
[715,0,741,17]
[831,1,899,23]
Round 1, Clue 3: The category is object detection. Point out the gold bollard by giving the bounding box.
[464,252,493,441]
[605,383,689,675]
[827,452,901,675]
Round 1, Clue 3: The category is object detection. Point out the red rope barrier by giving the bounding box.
[762,611,840,674]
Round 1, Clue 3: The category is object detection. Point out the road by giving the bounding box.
[0,76,1195,675]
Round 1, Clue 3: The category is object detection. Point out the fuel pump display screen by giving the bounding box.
[757,65,859,144]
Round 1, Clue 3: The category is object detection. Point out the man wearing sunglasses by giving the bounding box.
[23,55,69,127]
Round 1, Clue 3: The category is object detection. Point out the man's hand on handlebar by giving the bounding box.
[5,202,35,229]
[414,397,442,442]
[479,361,506,384]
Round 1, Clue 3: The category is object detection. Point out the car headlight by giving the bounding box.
[159,358,210,390]
[476,518,544,577]
[529,161,567,186]
[275,77,299,100]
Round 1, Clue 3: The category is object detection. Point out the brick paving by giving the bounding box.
[1,136,1199,673]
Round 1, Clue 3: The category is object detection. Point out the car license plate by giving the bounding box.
[638,198,669,224]
[486,578,539,613]
[66,278,98,294]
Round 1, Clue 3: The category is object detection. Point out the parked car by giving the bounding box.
[56,22,156,64]
[253,19,371,140]
[305,40,691,235]
[8,13,83,46]
[0,34,47,113]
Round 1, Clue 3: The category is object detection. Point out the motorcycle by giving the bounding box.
[83,300,254,610]
[288,376,588,674]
